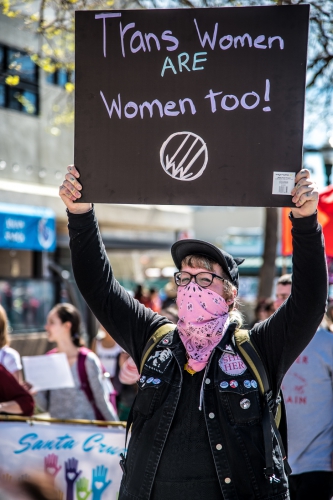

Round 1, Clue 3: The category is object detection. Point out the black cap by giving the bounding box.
[171,239,245,290]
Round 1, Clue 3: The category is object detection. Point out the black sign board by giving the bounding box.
[75,5,309,206]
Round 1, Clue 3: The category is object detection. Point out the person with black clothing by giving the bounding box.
[59,166,327,500]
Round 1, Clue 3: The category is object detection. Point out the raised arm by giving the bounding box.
[251,169,328,393]
[59,166,171,366]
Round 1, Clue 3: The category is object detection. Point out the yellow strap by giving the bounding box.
[234,329,265,396]
[235,329,282,428]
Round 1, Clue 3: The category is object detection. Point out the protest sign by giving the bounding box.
[0,421,125,499]
[75,5,309,206]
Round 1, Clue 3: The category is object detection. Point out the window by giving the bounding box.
[0,44,39,115]
[45,66,74,87]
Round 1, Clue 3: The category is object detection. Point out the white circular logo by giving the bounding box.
[160,131,208,182]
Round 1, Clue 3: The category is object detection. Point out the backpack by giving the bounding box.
[138,324,291,482]
[47,347,117,421]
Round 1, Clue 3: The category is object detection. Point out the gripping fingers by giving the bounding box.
[63,179,81,198]
[65,173,82,191]
[293,183,317,207]
[59,184,77,201]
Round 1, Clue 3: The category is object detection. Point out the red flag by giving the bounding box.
[281,185,333,257]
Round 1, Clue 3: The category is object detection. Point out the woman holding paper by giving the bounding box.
[34,303,117,421]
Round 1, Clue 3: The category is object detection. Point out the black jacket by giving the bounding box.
[68,209,327,500]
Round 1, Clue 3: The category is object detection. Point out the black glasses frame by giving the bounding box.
[174,271,225,288]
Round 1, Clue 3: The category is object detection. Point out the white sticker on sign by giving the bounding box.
[272,172,295,195]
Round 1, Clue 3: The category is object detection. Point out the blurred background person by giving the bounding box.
[134,284,152,308]
[0,305,22,383]
[0,364,34,416]
[249,297,275,328]
[149,288,161,313]
[0,473,61,500]
[324,302,333,333]
[161,281,177,310]
[274,274,292,310]
[275,276,333,500]
[91,323,123,409]
[117,352,139,421]
[33,303,117,421]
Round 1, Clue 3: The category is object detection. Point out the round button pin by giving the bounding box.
[225,478,231,484]
[251,380,258,389]
[140,376,146,383]
[205,378,211,384]
[216,444,222,450]
[152,379,161,385]
[243,380,251,389]
[229,380,238,388]
[220,381,229,389]
[147,377,154,383]
[240,398,251,409]
[209,412,215,419]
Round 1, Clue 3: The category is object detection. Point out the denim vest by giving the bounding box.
[119,327,289,500]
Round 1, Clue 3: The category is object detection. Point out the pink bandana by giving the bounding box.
[176,284,230,372]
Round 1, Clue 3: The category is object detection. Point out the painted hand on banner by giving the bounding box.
[65,458,82,500]
[59,165,92,215]
[291,169,319,218]
[76,477,92,500]
[91,466,111,500]
[44,454,62,483]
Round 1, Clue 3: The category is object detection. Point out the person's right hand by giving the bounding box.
[59,165,92,214]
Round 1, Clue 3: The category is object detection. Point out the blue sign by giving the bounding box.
[0,203,56,252]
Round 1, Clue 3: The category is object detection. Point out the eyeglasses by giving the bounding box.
[174,271,225,288]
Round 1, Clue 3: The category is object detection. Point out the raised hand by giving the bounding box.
[65,458,82,500]
[291,169,319,218]
[59,165,91,214]
[76,477,92,500]
[44,454,62,483]
[91,465,111,500]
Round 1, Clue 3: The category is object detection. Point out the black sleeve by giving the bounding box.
[67,208,171,368]
[250,212,328,396]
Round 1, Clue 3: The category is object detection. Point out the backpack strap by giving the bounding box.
[139,323,176,374]
[234,329,291,481]
[77,347,105,421]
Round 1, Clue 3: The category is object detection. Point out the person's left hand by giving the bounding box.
[290,169,319,218]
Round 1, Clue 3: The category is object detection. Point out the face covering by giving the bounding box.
[176,283,230,373]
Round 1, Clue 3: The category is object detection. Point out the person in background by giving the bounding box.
[274,277,333,500]
[324,301,333,333]
[117,352,139,421]
[0,364,34,416]
[0,305,22,383]
[91,323,123,386]
[161,281,177,310]
[34,303,117,421]
[92,322,138,420]
[149,288,161,313]
[274,274,292,310]
[134,284,152,308]
[0,473,60,500]
[250,298,275,328]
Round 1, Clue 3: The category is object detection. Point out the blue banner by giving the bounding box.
[0,203,56,252]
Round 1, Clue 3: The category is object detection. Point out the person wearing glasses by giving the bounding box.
[59,166,327,500]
